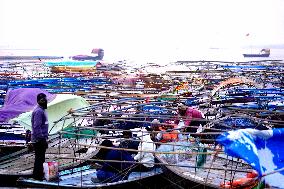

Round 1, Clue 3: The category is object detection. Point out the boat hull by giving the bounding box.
[51,66,97,73]
[17,167,163,188]
[155,141,259,189]
[243,53,270,57]
[157,162,217,189]
[72,55,102,61]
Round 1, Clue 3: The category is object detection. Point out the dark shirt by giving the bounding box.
[100,148,134,173]
[31,106,49,142]
[119,140,139,155]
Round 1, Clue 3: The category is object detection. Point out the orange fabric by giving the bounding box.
[160,132,178,143]
[159,125,179,143]
[220,177,258,189]
[246,170,258,178]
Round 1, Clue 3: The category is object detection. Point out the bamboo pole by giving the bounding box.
[60,125,224,135]
[262,167,284,177]
[59,134,219,151]
[54,156,252,173]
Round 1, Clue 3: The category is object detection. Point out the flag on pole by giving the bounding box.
[217,128,284,188]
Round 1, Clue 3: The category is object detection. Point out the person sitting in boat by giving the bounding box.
[92,139,135,183]
[133,129,156,171]
[25,129,31,144]
[147,119,182,143]
[119,130,139,155]
[156,121,181,143]
[175,104,205,134]
[146,119,161,141]
[93,114,112,134]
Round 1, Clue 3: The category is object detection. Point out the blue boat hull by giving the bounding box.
[17,166,163,188]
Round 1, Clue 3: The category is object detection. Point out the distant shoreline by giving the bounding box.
[0,56,64,60]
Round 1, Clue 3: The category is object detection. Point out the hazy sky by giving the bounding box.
[1,0,284,55]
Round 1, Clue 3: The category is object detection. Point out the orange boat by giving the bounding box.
[51,66,97,73]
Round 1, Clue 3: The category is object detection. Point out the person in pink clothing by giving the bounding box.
[175,104,205,133]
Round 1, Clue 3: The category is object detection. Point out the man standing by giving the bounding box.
[31,93,49,180]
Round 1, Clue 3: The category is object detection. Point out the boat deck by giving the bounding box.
[0,137,99,176]
[156,142,256,188]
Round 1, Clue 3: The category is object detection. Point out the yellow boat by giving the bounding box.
[51,66,97,73]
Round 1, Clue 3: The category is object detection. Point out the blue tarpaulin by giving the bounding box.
[217,128,284,188]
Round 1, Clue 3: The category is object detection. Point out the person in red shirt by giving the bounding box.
[175,104,204,134]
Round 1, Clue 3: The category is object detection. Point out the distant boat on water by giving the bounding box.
[243,48,270,57]
[71,48,104,61]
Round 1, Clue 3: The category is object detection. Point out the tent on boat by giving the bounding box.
[0,88,56,122]
[0,88,90,134]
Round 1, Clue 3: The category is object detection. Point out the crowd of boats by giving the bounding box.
[0,50,284,188]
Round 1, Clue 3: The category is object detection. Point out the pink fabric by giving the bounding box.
[183,108,203,126]
[174,107,203,126]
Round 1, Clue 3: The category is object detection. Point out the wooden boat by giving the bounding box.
[18,165,162,188]
[0,123,27,150]
[155,141,261,189]
[0,134,100,180]
[15,107,165,188]
[0,99,145,181]
[50,66,97,73]
[0,146,26,162]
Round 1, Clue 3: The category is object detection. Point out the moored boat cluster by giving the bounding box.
[1,56,284,188]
